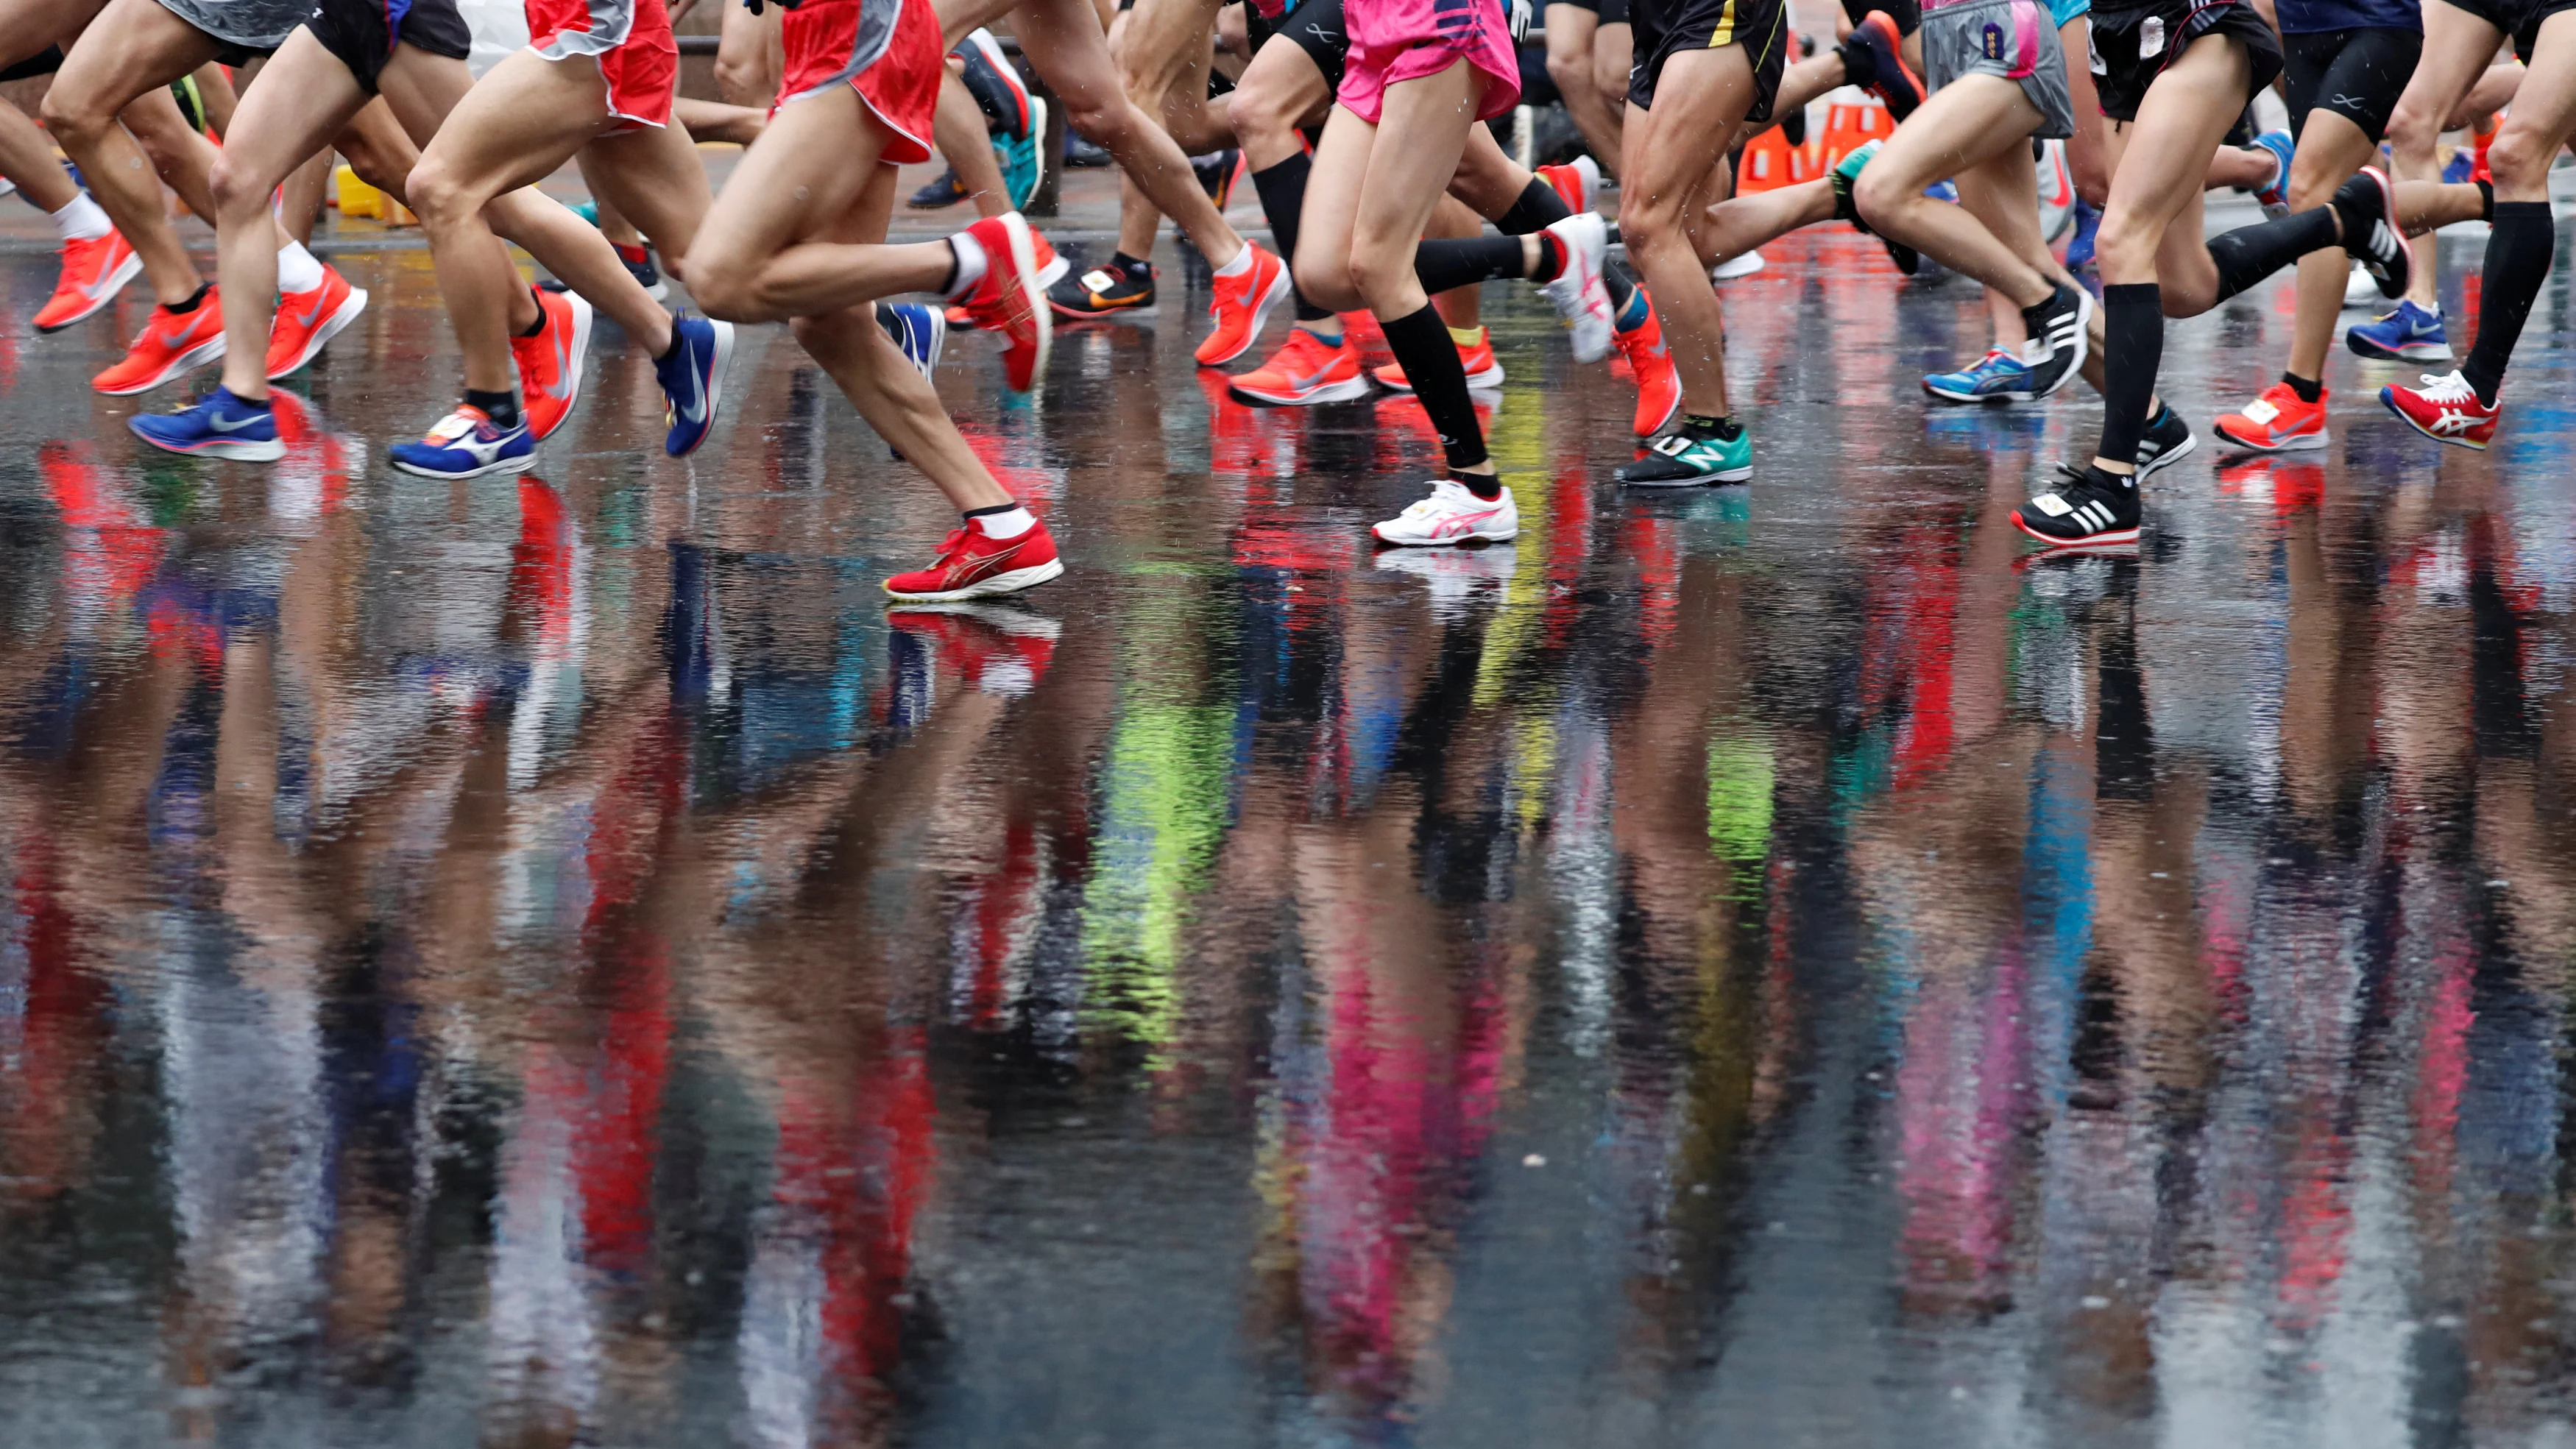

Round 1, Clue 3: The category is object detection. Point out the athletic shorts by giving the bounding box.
[1337,0,1521,124]
[1922,0,2075,138]
[2511,0,2576,60]
[526,0,679,130]
[1844,0,1920,35]
[779,0,941,161]
[1248,0,1351,91]
[0,45,62,82]
[157,0,303,60]
[307,0,473,95]
[2279,26,2418,141]
[1554,0,1632,24]
[1629,0,1790,121]
[2085,0,2282,121]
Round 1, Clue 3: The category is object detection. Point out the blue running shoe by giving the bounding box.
[1923,179,1959,204]
[2441,147,2474,185]
[1922,348,2037,404]
[908,167,969,210]
[877,301,947,382]
[2346,298,2450,361]
[2250,130,2294,217]
[130,386,283,461]
[573,199,600,227]
[997,96,1048,212]
[2065,198,2101,271]
[389,405,534,479]
[656,313,735,456]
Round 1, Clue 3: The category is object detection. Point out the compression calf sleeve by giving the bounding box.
[2096,283,2163,470]
[1250,155,1332,324]
[1382,303,1490,479]
[1415,235,1530,294]
[1496,178,1570,235]
[2461,202,2554,405]
[2206,206,2339,304]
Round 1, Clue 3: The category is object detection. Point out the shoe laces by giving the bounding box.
[425,407,490,443]
[2416,371,2479,403]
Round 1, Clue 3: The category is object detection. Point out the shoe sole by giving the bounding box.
[2380,389,2491,450]
[1195,255,1292,367]
[1923,382,2034,404]
[35,250,144,334]
[1374,364,1506,394]
[2136,431,2198,476]
[2212,419,2325,453]
[1370,525,1520,547]
[1050,294,1155,319]
[1027,96,1050,203]
[94,333,227,396]
[2029,287,2092,402]
[127,418,284,463]
[882,557,1064,603]
[2011,511,2139,548]
[531,293,595,440]
[668,318,735,456]
[1230,375,1373,405]
[994,213,1052,392]
[266,285,369,380]
[2346,336,2450,361]
[1619,467,1752,487]
[389,451,537,480]
[2358,167,2410,299]
[1632,386,1682,437]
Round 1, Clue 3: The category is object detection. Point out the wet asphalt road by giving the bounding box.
[4,218,2576,1448]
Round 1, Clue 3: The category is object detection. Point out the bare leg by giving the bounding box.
[1547,4,1621,169]
[714,0,783,106]
[0,101,77,213]
[933,69,1013,219]
[42,0,220,303]
[1618,45,1758,417]
[1851,74,2053,306]
[2385,1,2508,311]
[2280,108,2377,383]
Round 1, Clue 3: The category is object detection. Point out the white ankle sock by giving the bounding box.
[50,192,110,244]
[969,505,1034,539]
[1211,243,1254,279]
[277,240,325,294]
[946,233,989,299]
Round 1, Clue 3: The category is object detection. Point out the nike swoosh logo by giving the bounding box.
[678,354,707,425]
[208,412,263,433]
[291,288,329,330]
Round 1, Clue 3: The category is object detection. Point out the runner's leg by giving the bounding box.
[42,0,222,304]
[1850,74,2053,305]
[2385,2,2503,311]
[1620,45,1758,418]
[1547,4,1621,167]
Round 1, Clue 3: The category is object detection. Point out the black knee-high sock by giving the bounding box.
[2206,205,2340,304]
[1251,154,1331,324]
[2098,283,2164,470]
[1383,303,1492,486]
[2461,201,2555,405]
[1495,177,1570,235]
[1416,235,1533,294]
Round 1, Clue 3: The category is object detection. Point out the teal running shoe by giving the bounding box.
[1618,421,1752,486]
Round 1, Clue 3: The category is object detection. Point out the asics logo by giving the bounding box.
[1432,509,1501,538]
[2427,411,2482,434]
[943,542,1023,587]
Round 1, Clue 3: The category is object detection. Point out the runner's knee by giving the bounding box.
[2485,124,2552,192]
[38,84,113,145]
[1850,163,1917,229]
[205,151,273,221]
[404,156,483,230]
[1295,255,1360,313]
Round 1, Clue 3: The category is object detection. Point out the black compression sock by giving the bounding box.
[1602,256,1637,314]
[1685,413,1743,442]
[2477,179,2495,221]
[2206,205,2340,304]
[1495,177,1571,235]
[1415,235,1529,294]
[2282,371,2321,404]
[1251,154,1331,323]
[518,289,549,339]
[1382,304,1488,473]
[2461,201,2555,405]
[466,387,522,430]
[164,283,211,315]
[2098,283,2163,469]
[654,331,681,364]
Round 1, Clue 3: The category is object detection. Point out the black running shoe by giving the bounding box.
[1836,12,1923,123]
[2134,404,2198,476]
[1195,149,1242,208]
[2020,282,2092,400]
[1067,134,1114,168]
[2332,166,2410,300]
[909,167,968,210]
[1049,255,1156,317]
[2013,463,2139,546]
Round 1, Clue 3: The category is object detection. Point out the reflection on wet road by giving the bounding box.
[5,228,2576,1446]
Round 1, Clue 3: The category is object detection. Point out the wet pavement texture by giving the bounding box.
[5,219,2576,1448]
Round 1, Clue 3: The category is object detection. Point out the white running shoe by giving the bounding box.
[1375,539,1520,618]
[1711,249,1766,281]
[2343,261,2379,308]
[1371,478,1520,547]
[1539,211,1614,364]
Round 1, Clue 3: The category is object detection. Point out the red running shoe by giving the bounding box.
[886,603,1061,695]
[1194,241,1291,366]
[1536,155,1600,216]
[512,289,595,441]
[959,213,1050,392]
[34,230,142,333]
[264,264,369,379]
[93,289,227,395]
[2381,369,2499,450]
[883,516,1064,601]
[1231,327,1370,405]
[1615,291,1683,437]
[2213,380,2328,453]
[1373,327,1504,392]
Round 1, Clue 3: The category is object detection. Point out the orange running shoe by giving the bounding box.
[1614,291,1683,437]
[1229,327,1370,405]
[1372,327,1505,392]
[93,289,227,395]
[1193,241,1290,366]
[264,263,369,379]
[1029,226,1069,288]
[2214,380,2329,453]
[958,213,1051,392]
[883,516,1064,601]
[512,289,595,441]
[34,230,142,333]
[1536,155,1601,216]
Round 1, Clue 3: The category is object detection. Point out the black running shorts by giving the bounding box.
[1554,0,1634,25]
[1629,0,1790,121]
[0,44,63,82]
[2281,25,2419,141]
[1248,0,1350,91]
[1842,0,1919,38]
[2511,0,2576,60]
[2086,0,2284,122]
[306,0,473,95]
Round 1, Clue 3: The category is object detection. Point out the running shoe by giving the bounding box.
[512,288,593,441]
[2013,463,2137,547]
[1538,154,1601,215]
[1837,11,1923,121]
[1373,327,1505,391]
[2213,380,2328,452]
[956,29,1033,137]
[1922,348,2036,403]
[1374,540,1520,619]
[2020,281,2092,400]
[2134,404,2198,475]
[2248,130,2294,218]
[1000,96,1050,211]
[2332,168,2410,299]
[1067,134,1113,168]
[2064,198,2101,271]
[32,228,141,333]
[1614,291,1683,436]
[2346,299,2449,360]
[2343,261,2379,308]
[263,263,368,380]
[1618,421,1752,485]
[129,386,283,463]
[886,603,1061,695]
[1195,148,1244,207]
[1829,138,1919,274]
[2382,369,2499,449]
[878,300,947,381]
[1711,250,1766,280]
[883,517,1064,601]
[1230,327,1370,405]
[1194,241,1291,366]
[1030,227,1068,288]
[1050,253,1156,317]
[960,212,1052,390]
[389,405,534,479]
[1539,211,1614,364]
[2037,139,2076,242]
[93,291,226,395]
[908,167,969,209]
[1371,478,1519,546]
[2441,147,2474,185]
[655,313,735,456]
